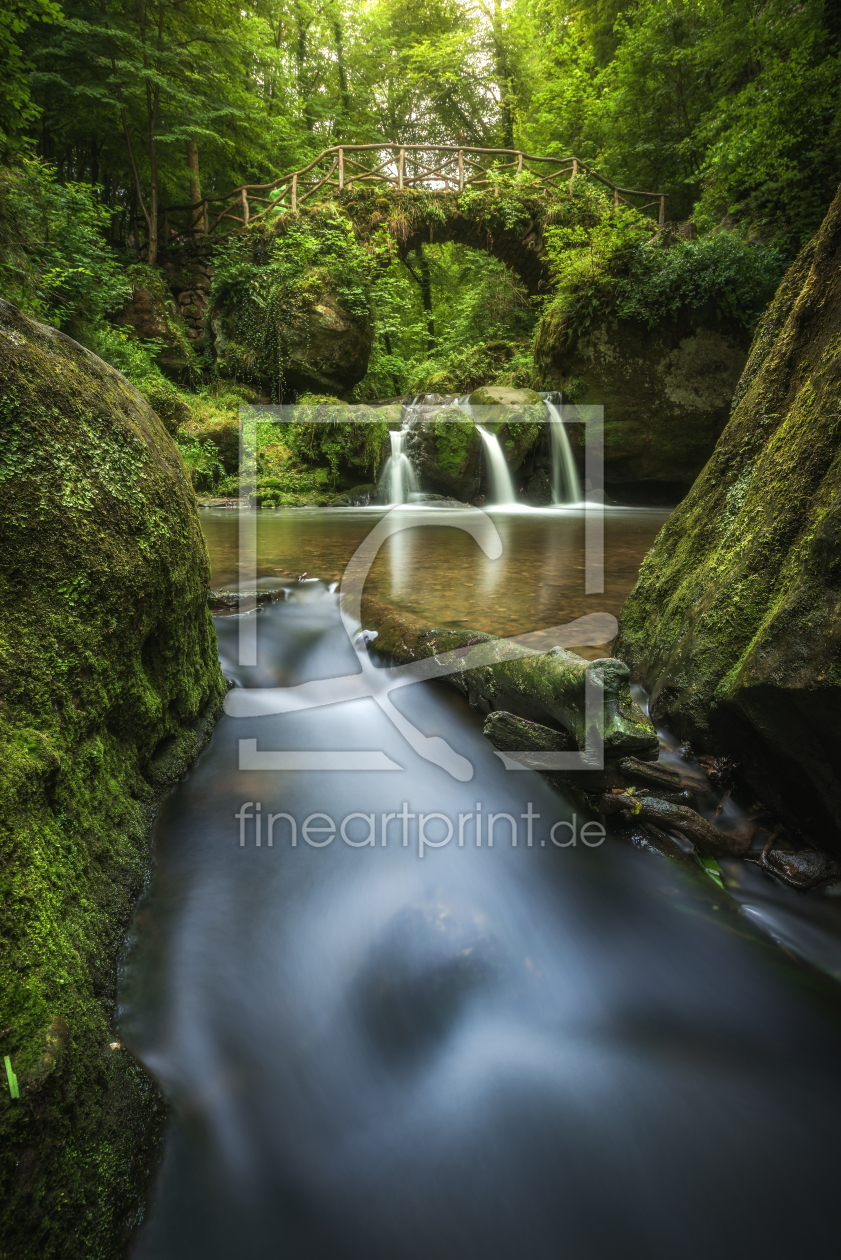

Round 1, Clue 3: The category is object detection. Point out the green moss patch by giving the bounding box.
[0,301,227,1258]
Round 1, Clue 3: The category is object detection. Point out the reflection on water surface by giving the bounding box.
[201,504,670,654]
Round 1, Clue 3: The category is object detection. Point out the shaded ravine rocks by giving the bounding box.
[614,184,841,855]
[535,302,750,494]
[0,302,227,1259]
[481,711,841,883]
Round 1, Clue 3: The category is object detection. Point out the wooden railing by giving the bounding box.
[158,144,666,241]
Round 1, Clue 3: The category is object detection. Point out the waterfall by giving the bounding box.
[455,395,517,505]
[545,399,581,504]
[379,428,418,504]
[476,425,516,505]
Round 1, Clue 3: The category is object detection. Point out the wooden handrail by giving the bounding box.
[157,143,667,241]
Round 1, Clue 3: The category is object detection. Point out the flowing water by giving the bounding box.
[545,399,582,504]
[379,429,418,505]
[125,506,841,1259]
[201,504,666,657]
[475,426,516,504]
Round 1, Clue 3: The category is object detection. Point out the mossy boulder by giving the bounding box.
[469,385,542,409]
[111,264,198,382]
[210,268,374,400]
[534,303,750,492]
[614,186,841,850]
[360,595,657,756]
[405,405,484,500]
[469,387,545,486]
[0,301,227,1257]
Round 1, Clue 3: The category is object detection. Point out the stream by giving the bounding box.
[125,506,841,1259]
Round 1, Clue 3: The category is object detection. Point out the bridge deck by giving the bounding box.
[158,144,666,241]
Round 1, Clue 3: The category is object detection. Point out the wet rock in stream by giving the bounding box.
[361,595,658,758]
[746,847,841,892]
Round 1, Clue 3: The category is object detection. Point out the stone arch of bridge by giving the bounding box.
[388,207,549,296]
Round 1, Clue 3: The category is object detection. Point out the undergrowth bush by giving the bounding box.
[543,181,785,341]
[409,339,534,395]
[0,157,129,329]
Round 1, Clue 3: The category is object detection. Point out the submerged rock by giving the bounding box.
[0,301,227,1258]
[615,183,841,853]
[356,901,503,1064]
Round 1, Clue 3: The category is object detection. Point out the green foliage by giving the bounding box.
[543,188,785,341]
[616,234,786,330]
[211,210,383,398]
[0,157,128,328]
[0,0,63,147]
[543,190,654,339]
[409,338,534,395]
[521,0,841,251]
[84,323,164,381]
[175,435,225,490]
[271,404,391,486]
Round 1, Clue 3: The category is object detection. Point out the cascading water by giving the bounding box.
[544,396,582,504]
[379,427,418,505]
[126,582,841,1260]
[476,425,516,504]
[456,395,517,505]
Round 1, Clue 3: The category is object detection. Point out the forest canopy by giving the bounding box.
[1,0,839,400]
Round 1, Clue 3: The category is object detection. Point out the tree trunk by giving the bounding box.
[90,134,100,187]
[492,0,514,149]
[295,3,314,131]
[331,14,351,122]
[187,139,202,229]
[148,128,159,265]
[415,246,435,353]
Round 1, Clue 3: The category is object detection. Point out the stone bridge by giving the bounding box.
[159,144,666,297]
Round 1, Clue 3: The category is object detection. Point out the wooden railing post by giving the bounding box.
[241,187,249,226]
[517,152,523,174]
[338,148,344,190]
[614,187,619,209]
[398,147,404,191]
[292,173,297,211]
[202,199,209,234]
[659,195,665,225]
[570,157,577,190]
[458,149,464,192]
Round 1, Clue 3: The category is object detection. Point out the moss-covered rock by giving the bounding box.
[211,280,374,400]
[0,301,227,1257]
[361,595,657,757]
[404,393,544,500]
[534,303,750,491]
[111,264,199,383]
[469,385,542,409]
[614,185,841,850]
[405,406,483,500]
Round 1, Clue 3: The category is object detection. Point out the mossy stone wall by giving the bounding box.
[614,187,841,849]
[0,301,227,1257]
